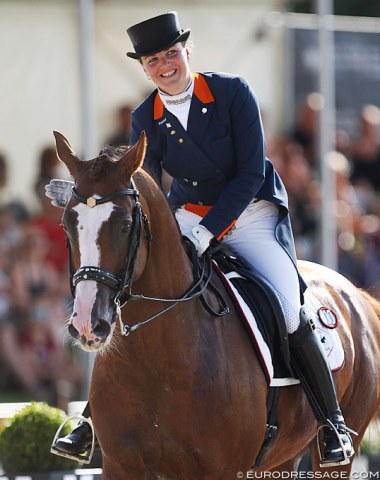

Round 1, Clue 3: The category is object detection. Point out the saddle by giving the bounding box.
[185,239,294,382]
[209,248,293,382]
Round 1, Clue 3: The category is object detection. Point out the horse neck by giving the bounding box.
[108,182,199,368]
[133,177,194,299]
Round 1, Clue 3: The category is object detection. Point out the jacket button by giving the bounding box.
[179,138,184,143]
[170,130,176,135]
[192,181,198,186]
[184,178,189,183]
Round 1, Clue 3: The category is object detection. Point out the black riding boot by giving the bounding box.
[52,402,94,460]
[289,306,354,467]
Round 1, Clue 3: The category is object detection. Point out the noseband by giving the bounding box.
[67,179,152,308]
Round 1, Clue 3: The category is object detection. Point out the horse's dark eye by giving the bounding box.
[121,221,132,233]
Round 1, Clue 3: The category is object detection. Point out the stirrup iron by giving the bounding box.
[50,412,95,464]
[317,419,356,468]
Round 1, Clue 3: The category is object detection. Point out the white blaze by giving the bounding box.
[71,202,115,333]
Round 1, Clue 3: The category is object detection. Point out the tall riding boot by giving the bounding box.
[52,402,95,462]
[289,306,354,467]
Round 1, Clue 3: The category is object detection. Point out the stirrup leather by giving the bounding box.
[50,412,95,464]
[317,419,356,468]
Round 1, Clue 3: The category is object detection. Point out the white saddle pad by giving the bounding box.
[224,273,344,387]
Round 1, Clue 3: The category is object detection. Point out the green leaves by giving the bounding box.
[0,402,75,474]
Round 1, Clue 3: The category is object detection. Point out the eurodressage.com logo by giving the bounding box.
[235,472,380,479]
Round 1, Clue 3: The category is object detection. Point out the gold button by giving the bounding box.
[170,130,176,135]
[179,138,184,143]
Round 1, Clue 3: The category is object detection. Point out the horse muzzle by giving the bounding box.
[68,284,118,351]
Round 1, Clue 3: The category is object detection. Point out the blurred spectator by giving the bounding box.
[31,178,68,274]
[359,209,380,298]
[105,103,133,147]
[290,93,323,166]
[0,152,8,193]
[349,104,380,193]
[279,141,320,261]
[36,145,61,182]
[327,152,365,285]
[0,151,29,222]
[0,206,24,254]
[30,145,68,274]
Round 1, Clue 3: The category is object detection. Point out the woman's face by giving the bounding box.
[141,43,191,95]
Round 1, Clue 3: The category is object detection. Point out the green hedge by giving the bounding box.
[0,402,75,474]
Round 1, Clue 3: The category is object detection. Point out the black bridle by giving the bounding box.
[68,178,152,308]
[66,178,228,336]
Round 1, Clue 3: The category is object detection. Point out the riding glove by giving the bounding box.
[184,225,214,257]
[45,179,74,208]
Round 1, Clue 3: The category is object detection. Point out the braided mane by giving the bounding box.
[89,145,129,180]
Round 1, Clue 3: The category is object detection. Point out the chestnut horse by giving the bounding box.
[54,130,380,480]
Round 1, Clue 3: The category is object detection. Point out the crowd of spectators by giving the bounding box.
[267,95,380,297]
[0,98,379,407]
[0,147,82,409]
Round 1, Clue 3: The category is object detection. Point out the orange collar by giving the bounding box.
[154,73,215,120]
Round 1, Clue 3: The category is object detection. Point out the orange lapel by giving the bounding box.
[153,73,215,121]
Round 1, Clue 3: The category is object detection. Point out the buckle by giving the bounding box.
[50,412,95,464]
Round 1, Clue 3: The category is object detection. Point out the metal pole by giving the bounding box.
[78,0,97,159]
[317,0,337,270]
[78,0,97,396]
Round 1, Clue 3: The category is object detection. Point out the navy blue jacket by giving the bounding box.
[130,72,305,292]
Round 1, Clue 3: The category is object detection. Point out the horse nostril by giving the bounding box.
[68,323,79,339]
[93,318,111,338]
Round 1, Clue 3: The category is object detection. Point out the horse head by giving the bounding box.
[54,130,149,352]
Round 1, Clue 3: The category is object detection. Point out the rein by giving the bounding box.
[67,178,228,337]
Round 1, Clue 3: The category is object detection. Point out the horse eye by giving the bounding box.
[121,221,132,233]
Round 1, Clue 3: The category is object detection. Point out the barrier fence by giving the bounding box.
[0,469,102,479]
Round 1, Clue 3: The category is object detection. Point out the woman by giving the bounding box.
[48,12,353,467]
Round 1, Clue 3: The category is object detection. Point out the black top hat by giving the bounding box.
[126,11,190,59]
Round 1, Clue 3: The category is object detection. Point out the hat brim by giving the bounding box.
[126,29,190,59]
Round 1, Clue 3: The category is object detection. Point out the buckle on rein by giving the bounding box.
[50,412,96,464]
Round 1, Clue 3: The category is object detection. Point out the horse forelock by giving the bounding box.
[89,145,130,180]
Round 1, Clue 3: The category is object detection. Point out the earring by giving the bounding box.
[147,75,151,80]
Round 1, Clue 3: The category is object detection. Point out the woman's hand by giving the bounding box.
[45,179,74,207]
[184,225,214,257]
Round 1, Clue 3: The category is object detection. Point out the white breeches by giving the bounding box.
[175,200,301,333]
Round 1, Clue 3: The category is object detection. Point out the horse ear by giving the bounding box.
[121,131,147,176]
[53,131,80,176]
